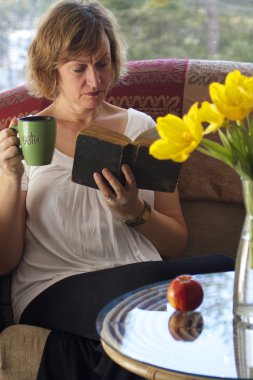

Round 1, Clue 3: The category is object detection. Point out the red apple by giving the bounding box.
[167,274,204,311]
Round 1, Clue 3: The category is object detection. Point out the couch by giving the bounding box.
[1,58,253,379]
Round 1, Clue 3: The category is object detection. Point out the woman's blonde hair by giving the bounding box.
[27,0,128,99]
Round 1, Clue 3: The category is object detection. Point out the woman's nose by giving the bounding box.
[86,67,100,89]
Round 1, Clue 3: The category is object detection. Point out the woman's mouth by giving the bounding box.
[85,91,101,97]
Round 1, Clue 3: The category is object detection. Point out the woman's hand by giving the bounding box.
[94,164,145,220]
[94,163,187,258]
[0,118,24,178]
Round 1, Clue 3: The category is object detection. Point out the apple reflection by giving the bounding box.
[168,310,204,342]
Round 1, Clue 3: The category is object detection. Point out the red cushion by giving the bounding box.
[0,59,188,129]
[108,59,188,120]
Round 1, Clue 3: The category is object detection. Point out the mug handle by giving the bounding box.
[9,125,24,158]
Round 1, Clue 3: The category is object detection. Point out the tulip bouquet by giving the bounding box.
[150,69,253,318]
[149,70,253,181]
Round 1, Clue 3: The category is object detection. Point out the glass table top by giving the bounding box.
[97,271,253,379]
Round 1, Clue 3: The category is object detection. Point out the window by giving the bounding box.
[1,0,253,92]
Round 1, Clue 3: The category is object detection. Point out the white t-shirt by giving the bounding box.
[11,108,162,322]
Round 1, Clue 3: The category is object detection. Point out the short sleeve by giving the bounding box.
[147,115,156,129]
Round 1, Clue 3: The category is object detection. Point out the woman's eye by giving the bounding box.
[73,66,86,73]
[71,60,109,73]
[97,61,109,69]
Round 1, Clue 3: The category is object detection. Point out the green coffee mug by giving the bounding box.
[11,116,56,166]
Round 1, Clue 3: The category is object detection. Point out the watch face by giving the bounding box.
[142,203,151,222]
[124,200,151,227]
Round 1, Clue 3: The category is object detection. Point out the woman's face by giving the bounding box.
[57,33,112,111]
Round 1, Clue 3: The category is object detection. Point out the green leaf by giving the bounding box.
[198,138,234,167]
[197,140,234,168]
[218,129,232,152]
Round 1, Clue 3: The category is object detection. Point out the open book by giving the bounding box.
[72,126,181,192]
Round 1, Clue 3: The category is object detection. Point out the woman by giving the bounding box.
[0,1,233,379]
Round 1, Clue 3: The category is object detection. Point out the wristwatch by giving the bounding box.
[122,199,152,227]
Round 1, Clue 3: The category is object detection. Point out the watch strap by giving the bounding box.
[122,199,151,227]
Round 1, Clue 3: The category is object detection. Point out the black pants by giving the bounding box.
[20,256,234,380]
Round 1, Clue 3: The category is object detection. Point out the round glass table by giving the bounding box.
[96,271,253,380]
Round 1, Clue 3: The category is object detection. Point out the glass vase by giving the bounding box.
[233,180,253,325]
[233,318,253,378]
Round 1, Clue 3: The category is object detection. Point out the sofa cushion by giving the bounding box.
[179,150,243,204]
[182,59,253,115]
[107,59,188,120]
[181,200,244,259]
[177,59,253,205]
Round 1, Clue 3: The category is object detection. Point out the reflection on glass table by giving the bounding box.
[97,272,253,380]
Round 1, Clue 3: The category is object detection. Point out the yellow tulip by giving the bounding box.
[149,103,203,163]
[210,70,253,121]
[199,101,225,134]
[150,70,253,180]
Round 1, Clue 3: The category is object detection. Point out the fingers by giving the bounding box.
[0,126,23,177]
[94,164,137,192]
[95,165,136,195]
[0,149,23,177]
[0,129,19,158]
[9,117,18,128]
[103,193,116,202]
[93,171,117,201]
[0,128,15,143]
[101,168,123,196]
[0,128,19,144]
[93,166,139,218]
[121,164,136,188]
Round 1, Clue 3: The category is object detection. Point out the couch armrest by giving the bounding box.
[0,86,50,129]
[0,324,50,380]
